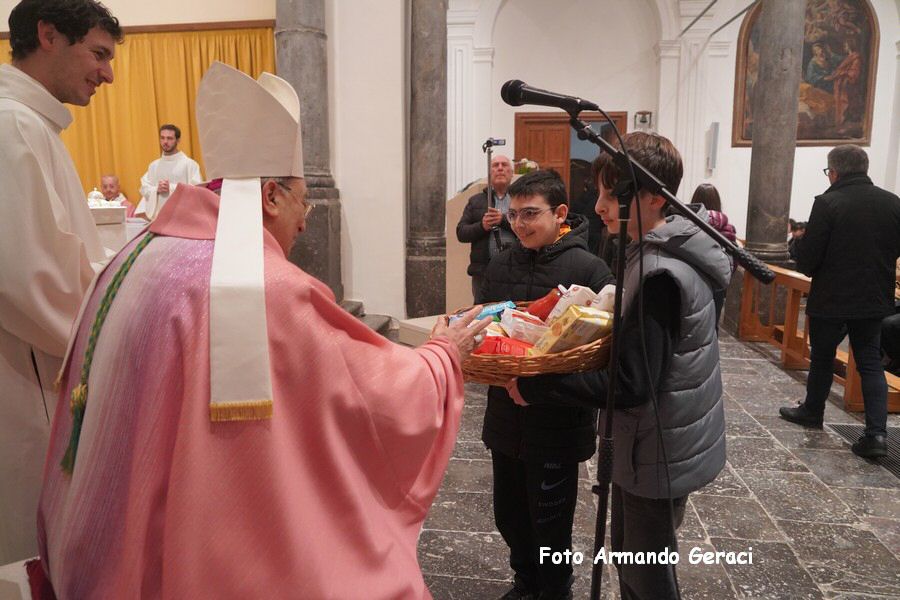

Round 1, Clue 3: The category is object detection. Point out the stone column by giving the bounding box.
[406,0,448,317]
[276,0,343,301]
[722,0,805,336]
[743,0,805,263]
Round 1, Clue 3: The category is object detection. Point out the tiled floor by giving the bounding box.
[418,332,900,599]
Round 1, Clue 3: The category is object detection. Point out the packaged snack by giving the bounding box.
[449,300,516,324]
[532,305,612,355]
[525,288,562,321]
[588,284,616,312]
[473,336,534,356]
[547,284,599,323]
[500,308,549,345]
[484,322,508,337]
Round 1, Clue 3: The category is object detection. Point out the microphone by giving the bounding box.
[501,80,599,114]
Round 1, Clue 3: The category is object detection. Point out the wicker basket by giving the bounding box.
[460,302,612,386]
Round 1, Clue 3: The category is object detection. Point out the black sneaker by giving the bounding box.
[499,580,536,600]
[499,586,534,600]
[536,589,573,600]
[851,434,887,458]
[778,404,824,428]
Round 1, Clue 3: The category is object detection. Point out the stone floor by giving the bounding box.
[418,331,900,599]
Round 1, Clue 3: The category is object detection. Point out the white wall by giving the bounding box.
[328,0,408,317]
[0,0,274,28]
[490,0,661,157]
[449,0,899,242]
[679,0,900,237]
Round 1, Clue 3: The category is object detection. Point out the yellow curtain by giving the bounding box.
[1,27,274,201]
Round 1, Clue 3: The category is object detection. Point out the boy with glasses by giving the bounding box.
[480,169,612,600]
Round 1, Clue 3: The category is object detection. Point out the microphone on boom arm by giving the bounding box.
[500,79,599,114]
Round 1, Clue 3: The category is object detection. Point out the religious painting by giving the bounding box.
[732,0,879,147]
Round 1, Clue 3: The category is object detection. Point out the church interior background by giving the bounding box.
[2,0,900,597]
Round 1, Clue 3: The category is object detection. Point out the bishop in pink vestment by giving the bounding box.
[37,184,466,599]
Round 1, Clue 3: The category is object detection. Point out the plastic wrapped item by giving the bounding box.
[547,284,599,323]
[449,300,516,324]
[525,288,563,321]
[588,284,616,312]
[473,335,534,356]
[532,305,613,355]
[500,308,549,345]
[484,322,508,337]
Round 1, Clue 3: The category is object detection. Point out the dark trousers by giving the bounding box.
[471,275,484,304]
[882,308,900,362]
[491,451,579,596]
[804,316,887,436]
[610,484,687,600]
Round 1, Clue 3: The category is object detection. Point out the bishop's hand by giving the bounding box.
[430,306,491,357]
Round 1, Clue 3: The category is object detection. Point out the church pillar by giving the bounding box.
[406,0,448,317]
[276,0,343,301]
[743,0,805,263]
[722,0,805,335]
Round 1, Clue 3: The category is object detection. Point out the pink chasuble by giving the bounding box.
[37,185,465,599]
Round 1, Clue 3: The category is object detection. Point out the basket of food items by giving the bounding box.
[458,283,615,386]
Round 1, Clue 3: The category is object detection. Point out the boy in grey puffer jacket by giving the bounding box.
[510,132,732,600]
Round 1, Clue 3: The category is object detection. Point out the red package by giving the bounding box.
[473,336,533,356]
[526,288,562,321]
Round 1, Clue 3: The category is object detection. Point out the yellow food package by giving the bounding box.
[532,305,612,355]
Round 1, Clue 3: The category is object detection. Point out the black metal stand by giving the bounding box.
[564,115,775,600]
[482,138,504,253]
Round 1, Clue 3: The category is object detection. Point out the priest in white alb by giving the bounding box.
[0,0,121,565]
[135,123,203,220]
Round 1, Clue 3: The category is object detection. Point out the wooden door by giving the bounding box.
[514,112,628,196]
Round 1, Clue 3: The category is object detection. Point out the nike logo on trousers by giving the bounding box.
[540,478,567,491]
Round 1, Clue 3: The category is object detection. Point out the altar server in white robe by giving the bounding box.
[136,124,203,220]
[0,0,121,564]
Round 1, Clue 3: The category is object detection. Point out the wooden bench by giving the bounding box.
[738,264,900,413]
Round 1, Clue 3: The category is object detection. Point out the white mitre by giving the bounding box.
[196,61,304,422]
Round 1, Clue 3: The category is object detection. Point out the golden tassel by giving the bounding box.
[210,399,273,422]
[60,384,88,474]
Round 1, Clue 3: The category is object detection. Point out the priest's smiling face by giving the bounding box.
[48,25,116,106]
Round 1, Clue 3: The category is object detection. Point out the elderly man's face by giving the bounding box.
[263,177,311,256]
[491,156,513,191]
[100,176,120,200]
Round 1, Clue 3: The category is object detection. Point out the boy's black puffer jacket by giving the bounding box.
[480,214,613,462]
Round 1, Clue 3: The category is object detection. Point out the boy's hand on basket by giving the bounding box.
[505,377,529,406]
[431,306,492,357]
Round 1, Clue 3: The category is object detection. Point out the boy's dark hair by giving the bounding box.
[160,124,181,139]
[8,0,122,61]
[507,169,568,208]
[690,183,722,212]
[591,131,684,196]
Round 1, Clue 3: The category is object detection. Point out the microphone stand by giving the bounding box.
[562,114,775,600]
[482,139,504,253]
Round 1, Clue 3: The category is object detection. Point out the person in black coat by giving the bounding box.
[456,155,516,302]
[569,181,604,255]
[780,145,900,458]
[479,170,613,600]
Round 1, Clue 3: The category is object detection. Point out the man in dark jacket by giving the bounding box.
[456,155,516,302]
[481,170,613,600]
[780,145,900,458]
